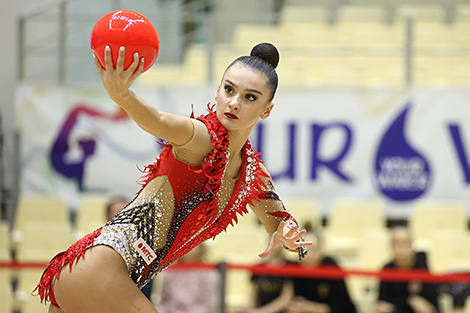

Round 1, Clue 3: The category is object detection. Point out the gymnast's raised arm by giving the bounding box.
[94,45,211,150]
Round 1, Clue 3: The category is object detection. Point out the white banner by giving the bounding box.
[16,85,470,217]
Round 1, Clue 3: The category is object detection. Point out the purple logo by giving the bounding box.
[374,103,432,201]
[50,104,129,191]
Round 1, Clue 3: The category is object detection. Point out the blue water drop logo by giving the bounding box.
[374,103,432,201]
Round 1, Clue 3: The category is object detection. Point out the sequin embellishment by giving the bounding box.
[35,105,307,305]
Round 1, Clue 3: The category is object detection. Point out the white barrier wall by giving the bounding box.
[16,84,470,218]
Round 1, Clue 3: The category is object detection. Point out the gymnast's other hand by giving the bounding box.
[258,220,312,259]
[94,46,144,103]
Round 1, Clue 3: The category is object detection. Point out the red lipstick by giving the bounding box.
[225,112,238,119]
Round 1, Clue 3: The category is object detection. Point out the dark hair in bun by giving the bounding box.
[224,42,279,101]
[250,42,279,69]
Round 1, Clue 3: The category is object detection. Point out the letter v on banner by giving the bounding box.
[449,124,470,184]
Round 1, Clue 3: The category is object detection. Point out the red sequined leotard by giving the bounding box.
[36,107,306,307]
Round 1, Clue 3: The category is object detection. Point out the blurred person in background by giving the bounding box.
[244,224,356,313]
[284,227,357,313]
[105,196,128,222]
[376,226,439,313]
[155,243,219,313]
[244,242,292,313]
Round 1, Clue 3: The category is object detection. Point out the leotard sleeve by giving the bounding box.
[248,164,307,261]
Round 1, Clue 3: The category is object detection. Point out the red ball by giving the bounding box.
[90,10,160,72]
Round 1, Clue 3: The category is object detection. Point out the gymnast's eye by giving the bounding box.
[224,85,234,95]
[245,94,257,101]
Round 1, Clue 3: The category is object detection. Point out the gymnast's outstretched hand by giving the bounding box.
[94,46,144,103]
[258,220,312,259]
[92,46,197,145]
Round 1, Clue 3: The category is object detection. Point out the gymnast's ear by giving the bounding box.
[260,102,274,119]
[215,85,220,102]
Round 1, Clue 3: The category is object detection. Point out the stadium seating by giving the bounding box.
[281,198,322,229]
[138,2,470,88]
[396,4,447,20]
[285,0,343,7]
[206,224,268,309]
[410,201,468,251]
[428,229,470,274]
[336,5,388,21]
[206,224,267,264]
[280,5,330,22]
[325,199,386,262]
[12,195,72,268]
[15,268,48,313]
[346,228,391,313]
[13,195,68,231]
[456,4,470,20]
[233,24,288,51]
[75,194,109,238]
[0,221,10,261]
[15,223,73,262]
[0,279,13,313]
[355,227,392,271]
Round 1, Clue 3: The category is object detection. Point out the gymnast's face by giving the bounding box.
[215,63,273,133]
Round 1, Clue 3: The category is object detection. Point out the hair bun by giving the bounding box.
[250,43,279,69]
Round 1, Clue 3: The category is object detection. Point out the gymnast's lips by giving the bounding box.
[224,112,238,119]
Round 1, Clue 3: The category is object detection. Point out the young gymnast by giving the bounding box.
[36,42,312,313]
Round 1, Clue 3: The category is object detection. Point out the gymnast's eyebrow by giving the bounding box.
[225,79,263,95]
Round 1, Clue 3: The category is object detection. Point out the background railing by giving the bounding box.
[17,0,469,86]
[17,0,184,84]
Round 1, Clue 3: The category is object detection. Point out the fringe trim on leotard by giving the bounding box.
[34,228,102,304]
[139,103,230,221]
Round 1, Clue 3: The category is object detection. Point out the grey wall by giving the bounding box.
[0,0,50,223]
